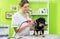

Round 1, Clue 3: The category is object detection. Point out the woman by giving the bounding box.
[12,0,33,38]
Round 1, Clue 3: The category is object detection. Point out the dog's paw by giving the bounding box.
[40,34,41,35]
[41,35,45,37]
[42,36,45,37]
[35,35,38,37]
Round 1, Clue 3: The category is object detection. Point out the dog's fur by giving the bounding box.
[33,18,45,37]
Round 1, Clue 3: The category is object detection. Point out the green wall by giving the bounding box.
[56,0,60,34]
[49,0,60,34]
[0,0,60,37]
[49,0,57,34]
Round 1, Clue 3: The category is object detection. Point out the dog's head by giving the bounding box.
[36,18,45,27]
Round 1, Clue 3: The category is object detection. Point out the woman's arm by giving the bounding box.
[14,23,32,33]
[14,27,19,33]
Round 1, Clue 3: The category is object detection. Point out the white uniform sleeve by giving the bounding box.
[11,14,20,27]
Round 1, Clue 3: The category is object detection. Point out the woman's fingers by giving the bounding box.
[28,20,34,24]
[26,23,32,27]
[26,20,34,27]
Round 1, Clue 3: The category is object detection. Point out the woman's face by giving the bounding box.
[21,3,29,13]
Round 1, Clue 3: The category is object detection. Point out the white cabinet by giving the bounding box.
[0,25,9,37]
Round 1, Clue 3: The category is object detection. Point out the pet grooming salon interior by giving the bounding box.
[0,0,60,39]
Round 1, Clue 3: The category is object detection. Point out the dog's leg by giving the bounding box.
[40,31,42,35]
[33,30,35,35]
[33,28,36,35]
[41,29,45,37]
[35,30,38,36]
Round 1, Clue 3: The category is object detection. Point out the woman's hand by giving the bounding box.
[26,22,32,27]
[26,20,34,24]
[25,20,33,27]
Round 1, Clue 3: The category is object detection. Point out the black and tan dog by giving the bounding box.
[33,18,45,37]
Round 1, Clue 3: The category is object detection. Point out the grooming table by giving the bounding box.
[8,34,60,39]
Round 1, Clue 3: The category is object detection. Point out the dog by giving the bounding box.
[33,18,45,37]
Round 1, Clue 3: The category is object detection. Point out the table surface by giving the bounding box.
[19,35,60,39]
[0,34,60,39]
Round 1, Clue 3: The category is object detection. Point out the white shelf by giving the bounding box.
[31,13,48,15]
[28,0,48,2]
